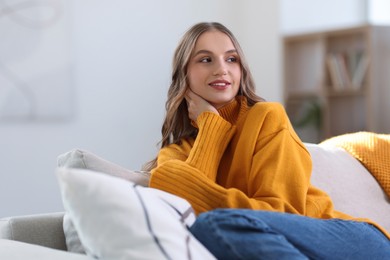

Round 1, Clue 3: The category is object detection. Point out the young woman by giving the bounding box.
[144,22,390,259]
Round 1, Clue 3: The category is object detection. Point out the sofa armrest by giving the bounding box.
[0,212,67,251]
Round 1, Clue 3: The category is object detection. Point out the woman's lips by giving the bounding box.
[209,80,231,90]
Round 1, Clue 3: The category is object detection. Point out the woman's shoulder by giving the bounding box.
[243,101,291,131]
[250,101,287,117]
[252,101,284,109]
[248,101,304,143]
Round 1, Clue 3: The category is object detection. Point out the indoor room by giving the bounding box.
[1,0,389,258]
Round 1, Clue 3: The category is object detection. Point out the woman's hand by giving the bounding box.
[185,89,219,122]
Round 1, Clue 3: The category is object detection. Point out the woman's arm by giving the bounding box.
[156,111,235,182]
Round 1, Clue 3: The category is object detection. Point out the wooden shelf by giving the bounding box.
[283,25,390,143]
[325,88,366,97]
[286,91,320,99]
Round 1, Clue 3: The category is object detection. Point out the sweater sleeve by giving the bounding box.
[185,112,236,180]
[154,111,236,181]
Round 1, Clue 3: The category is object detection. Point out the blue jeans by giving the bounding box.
[190,209,390,260]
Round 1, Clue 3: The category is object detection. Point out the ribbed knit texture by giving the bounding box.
[320,131,390,197]
[186,112,235,181]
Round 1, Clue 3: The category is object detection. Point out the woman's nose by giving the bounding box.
[213,59,227,76]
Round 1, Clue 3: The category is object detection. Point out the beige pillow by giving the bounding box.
[57,149,150,186]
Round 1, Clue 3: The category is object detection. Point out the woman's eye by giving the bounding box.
[200,57,211,63]
[227,57,238,62]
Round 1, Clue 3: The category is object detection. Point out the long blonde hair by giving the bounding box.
[143,22,264,171]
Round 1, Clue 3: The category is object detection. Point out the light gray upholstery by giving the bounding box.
[0,239,88,260]
[0,212,67,251]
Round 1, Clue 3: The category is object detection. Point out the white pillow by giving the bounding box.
[57,149,150,253]
[56,168,215,260]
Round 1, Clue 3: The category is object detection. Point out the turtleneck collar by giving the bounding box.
[217,96,248,125]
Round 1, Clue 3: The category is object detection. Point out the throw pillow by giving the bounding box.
[57,149,150,253]
[56,168,215,260]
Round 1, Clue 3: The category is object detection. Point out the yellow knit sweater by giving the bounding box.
[149,96,389,238]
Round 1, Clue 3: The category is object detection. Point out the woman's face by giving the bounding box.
[186,30,241,109]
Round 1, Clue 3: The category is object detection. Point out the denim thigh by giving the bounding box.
[190,209,390,260]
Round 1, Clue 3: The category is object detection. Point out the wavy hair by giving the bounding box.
[143,22,264,171]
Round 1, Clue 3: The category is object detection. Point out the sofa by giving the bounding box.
[1,143,389,259]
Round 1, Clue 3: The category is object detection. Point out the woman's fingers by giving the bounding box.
[185,89,218,122]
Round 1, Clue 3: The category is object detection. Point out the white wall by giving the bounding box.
[280,0,367,34]
[0,0,280,217]
[368,0,390,24]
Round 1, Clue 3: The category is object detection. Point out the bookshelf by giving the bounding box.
[283,25,390,143]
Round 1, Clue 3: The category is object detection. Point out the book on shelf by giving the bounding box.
[352,53,370,89]
[326,54,341,90]
[326,50,369,91]
[326,53,351,90]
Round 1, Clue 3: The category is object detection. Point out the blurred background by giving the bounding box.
[0,0,389,217]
